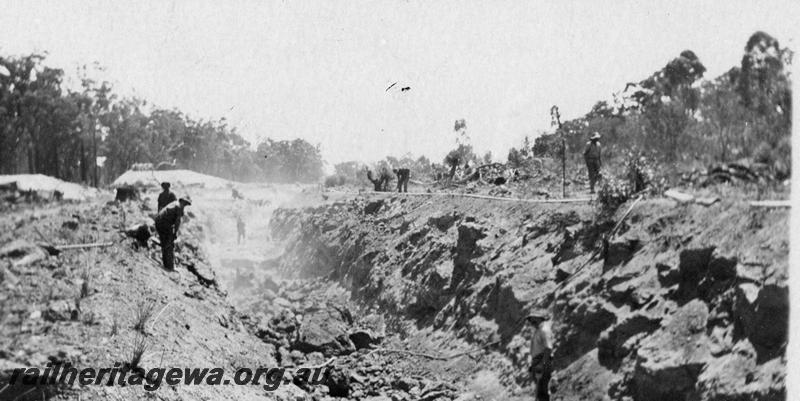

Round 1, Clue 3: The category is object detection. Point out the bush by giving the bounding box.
[133,300,155,333]
[128,333,148,369]
[623,152,655,193]
[598,177,631,211]
[598,152,659,211]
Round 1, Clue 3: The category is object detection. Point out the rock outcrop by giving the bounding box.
[269,195,788,399]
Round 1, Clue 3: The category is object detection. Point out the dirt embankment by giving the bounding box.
[0,196,310,401]
[269,194,788,400]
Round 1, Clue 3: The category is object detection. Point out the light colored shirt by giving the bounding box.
[155,201,184,232]
[530,321,554,358]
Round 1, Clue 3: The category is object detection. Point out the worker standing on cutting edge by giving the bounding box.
[154,196,191,270]
[583,132,602,194]
[157,182,177,211]
[528,312,554,401]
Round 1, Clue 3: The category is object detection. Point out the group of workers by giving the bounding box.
[154,182,191,271]
[153,182,247,271]
[371,131,602,196]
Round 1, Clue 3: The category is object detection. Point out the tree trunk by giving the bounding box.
[92,122,98,187]
[80,140,88,183]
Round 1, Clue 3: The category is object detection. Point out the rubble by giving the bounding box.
[294,308,357,356]
[0,239,49,267]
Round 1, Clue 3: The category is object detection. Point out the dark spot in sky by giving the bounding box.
[401,86,411,92]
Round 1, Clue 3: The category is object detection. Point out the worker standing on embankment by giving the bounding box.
[157,182,177,211]
[583,132,602,194]
[154,197,192,270]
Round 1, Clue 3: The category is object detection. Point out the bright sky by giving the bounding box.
[0,0,796,165]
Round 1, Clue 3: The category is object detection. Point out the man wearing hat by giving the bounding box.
[583,132,602,194]
[527,312,554,401]
[154,196,192,270]
[157,182,177,212]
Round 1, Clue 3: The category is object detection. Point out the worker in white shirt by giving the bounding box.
[527,312,554,401]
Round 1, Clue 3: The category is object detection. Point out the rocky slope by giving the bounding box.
[0,193,313,400]
[268,192,788,400]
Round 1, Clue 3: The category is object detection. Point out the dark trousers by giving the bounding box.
[156,226,175,270]
[586,161,600,193]
[531,352,553,401]
[396,177,408,193]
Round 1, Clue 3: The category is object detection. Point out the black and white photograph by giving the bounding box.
[0,1,796,400]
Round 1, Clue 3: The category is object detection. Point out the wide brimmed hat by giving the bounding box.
[179,196,192,205]
[161,182,171,189]
[590,132,601,140]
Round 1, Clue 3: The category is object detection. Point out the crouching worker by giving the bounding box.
[154,197,192,270]
[527,312,554,401]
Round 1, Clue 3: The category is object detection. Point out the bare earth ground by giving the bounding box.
[0,194,293,400]
[0,178,789,401]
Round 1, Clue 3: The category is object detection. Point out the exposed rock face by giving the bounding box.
[734,284,788,362]
[597,313,660,369]
[364,199,384,215]
[451,222,487,288]
[270,196,788,400]
[630,300,710,401]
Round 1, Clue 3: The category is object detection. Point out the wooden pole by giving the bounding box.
[562,133,566,198]
[92,118,98,188]
[749,200,791,208]
[55,242,114,250]
[551,105,565,198]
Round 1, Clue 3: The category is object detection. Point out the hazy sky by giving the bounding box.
[0,0,796,165]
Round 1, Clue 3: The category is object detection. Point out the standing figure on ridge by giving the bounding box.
[157,182,177,212]
[583,132,602,194]
[393,168,410,193]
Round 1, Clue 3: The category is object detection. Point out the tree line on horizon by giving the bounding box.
[2,31,791,189]
[331,31,792,190]
[0,55,324,185]
[519,31,792,181]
